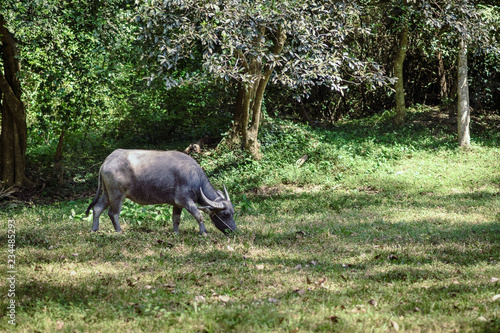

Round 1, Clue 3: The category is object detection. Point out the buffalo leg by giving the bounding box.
[107,191,125,232]
[91,193,110,232]
[172,206,182,234]
[183,201,207,235]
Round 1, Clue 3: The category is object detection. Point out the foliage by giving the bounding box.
[2,0,136,136]
[265,1,500,123]
[113,79,236,147]
[136,0,391,96]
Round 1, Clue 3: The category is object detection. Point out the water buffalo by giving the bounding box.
[85,149,236,235]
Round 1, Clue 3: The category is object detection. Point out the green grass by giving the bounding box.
[1,107,500,332]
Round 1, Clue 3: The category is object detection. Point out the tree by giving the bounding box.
[457,37,469,147]
[0,15,30,187]
[393,24,409,127]
[422,0,497,148]
[137,0,390,159]
[1,0,137,186]
[371,0,498,142]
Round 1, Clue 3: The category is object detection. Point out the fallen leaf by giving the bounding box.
[329,315,340,323]
[294,288,306,296]
[489,277,499,283]
[492,294,500,302]
[195,295,205,302]
[56,320,64,330]
[477,316,488,322]
[391,320,399,331]
[144,285,153,290]
[127,278,137,287]
[317,277,327,285]
[132,303,141,314]
[219,295,230,303]
[290,327,299,333]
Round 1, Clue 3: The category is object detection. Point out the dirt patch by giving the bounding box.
[248,184,325,197]
[357,185,381,194]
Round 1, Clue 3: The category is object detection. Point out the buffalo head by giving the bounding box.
[200,185,236,234]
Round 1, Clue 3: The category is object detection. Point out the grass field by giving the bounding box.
[1,108,499,332]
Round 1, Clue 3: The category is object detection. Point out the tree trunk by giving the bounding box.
[457,38,470,148]
[0,16,30,187]
[437,50,448,101]
[54,129,65,187]
[224,26,286,159]
[226,82,246,147]
[393,25,408,127]
[448,80,458,120]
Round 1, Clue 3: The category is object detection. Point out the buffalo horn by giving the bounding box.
[223,184,231,202]
[200,187,224,209]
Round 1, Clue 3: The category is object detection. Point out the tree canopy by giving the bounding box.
[137,0,390,93]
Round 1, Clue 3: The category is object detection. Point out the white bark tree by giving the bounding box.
[457,37,470,148]
[422,0,497,147]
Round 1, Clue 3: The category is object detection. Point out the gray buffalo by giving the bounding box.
[85,149,236,235]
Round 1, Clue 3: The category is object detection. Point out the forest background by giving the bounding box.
[0,0,499,191]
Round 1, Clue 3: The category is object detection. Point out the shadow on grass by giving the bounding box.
[3,184,499,330]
